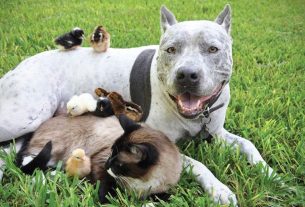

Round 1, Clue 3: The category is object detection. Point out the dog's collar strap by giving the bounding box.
[201,80,228,118]
[129,49,156,122]
[202,103,225,118]
[200,81,228,142]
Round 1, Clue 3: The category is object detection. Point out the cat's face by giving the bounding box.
[105,137,159,179]
[101,115,182,198]
[104,115,163,191]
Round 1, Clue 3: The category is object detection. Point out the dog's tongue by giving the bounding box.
[177,93,201,109]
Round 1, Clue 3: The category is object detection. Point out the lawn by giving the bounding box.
[0,0,304,206]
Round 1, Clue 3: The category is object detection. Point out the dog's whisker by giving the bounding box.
[214,70,230,75]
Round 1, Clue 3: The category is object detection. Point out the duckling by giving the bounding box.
[66,93,97,116]
[65,148,91,178]
[90,26,110,52]
[55,27,85,50]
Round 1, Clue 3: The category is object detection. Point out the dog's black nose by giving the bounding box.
[176,67,200,85]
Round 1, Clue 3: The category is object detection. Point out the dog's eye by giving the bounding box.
[208,46,219,53]
[166,47,176,54]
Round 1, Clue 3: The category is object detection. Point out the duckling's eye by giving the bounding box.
[208,46,219,53]
[166,47,176,54]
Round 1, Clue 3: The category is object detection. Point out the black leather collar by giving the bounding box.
[201,80,228,118]
[129,49,156,122]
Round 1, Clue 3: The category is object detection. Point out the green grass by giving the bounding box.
[0,0,304,206]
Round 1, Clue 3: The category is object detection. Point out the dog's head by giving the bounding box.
[157,5,232,119]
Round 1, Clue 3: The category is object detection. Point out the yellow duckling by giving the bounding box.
[65,148,91,178]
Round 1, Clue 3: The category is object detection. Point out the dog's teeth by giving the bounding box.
[196,100,201,108]
[178,100,183,106]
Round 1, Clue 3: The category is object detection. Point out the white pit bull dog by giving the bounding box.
[0,5,275,205]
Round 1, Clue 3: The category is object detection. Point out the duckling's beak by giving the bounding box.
[67,109,72,116]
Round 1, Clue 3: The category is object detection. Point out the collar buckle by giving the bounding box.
[202,106,210,118]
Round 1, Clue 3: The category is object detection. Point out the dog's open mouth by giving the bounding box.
[169,84,223,119]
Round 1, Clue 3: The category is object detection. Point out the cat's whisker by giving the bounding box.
[118,176,131,189]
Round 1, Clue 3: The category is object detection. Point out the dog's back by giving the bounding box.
[0,46,158,142]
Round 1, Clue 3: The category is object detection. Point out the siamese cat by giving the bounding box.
[16,114,182,204]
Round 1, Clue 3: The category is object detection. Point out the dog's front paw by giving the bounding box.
[261,164,275,178]
[209,183,238,206]
[260,163,284,186]
[141,202,155,207]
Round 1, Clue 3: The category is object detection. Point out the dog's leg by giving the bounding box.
[0,79,58,142]
[0,98,56,142]
[0,67,59,180]
[220,128,275,177]
[182,155,238,206]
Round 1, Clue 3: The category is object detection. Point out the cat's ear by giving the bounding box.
[118,114,141,134]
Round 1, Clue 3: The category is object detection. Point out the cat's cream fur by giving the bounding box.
[21,114,182,197]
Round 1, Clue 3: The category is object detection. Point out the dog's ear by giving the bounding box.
[160,5,177,33]
[215,4,231,34]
